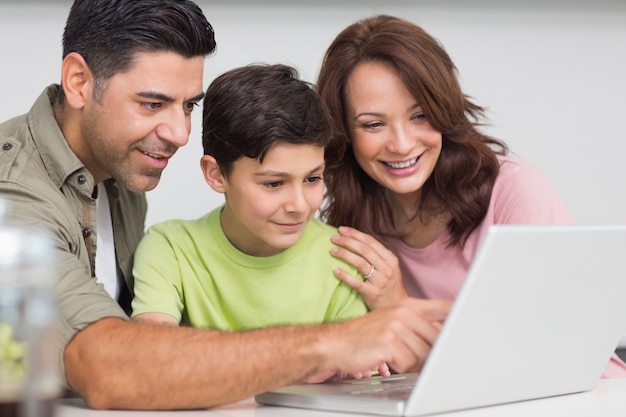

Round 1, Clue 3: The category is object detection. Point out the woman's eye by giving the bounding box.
[305,176,323,184]
[363,121,383,129]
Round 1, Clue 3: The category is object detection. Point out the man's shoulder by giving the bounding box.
[0,85,56,150]
[0,113,29,140]
[0,113,35,177]
[0,116,55,196]
[1,86,66,188]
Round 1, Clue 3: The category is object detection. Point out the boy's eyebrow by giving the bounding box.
[255,163,325,177]
[136,91,205,102]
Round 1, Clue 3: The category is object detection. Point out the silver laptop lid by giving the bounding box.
[257,225,626,416]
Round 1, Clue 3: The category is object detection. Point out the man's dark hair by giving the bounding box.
[60,0,216,101]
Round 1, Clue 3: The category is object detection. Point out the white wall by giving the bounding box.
[2,0,626,342]
[2,0,625,227]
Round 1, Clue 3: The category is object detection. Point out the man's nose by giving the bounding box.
[156,108,191,148]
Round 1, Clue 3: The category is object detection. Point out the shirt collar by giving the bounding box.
[28,84,95,192]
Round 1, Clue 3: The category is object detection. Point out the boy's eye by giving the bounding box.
[264,181,282,189]
[305,176,323,184]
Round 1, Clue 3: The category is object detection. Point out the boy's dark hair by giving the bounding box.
[202,64,334,177]
[59,0,216,102]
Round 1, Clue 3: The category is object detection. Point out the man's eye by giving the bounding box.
[142,102,161,110]
[185,102,200,112]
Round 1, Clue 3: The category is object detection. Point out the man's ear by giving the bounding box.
[200,155,227,193]
[60,52,94,110]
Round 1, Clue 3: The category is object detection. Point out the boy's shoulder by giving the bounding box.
[298,218,341,251]
[305,217,339,235]
[147,211,214,235]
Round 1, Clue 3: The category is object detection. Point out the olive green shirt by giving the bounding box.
[0,85,146,387]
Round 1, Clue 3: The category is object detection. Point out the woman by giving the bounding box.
[317,14,626,378]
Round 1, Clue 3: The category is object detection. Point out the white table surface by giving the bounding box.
[55,378,626,417]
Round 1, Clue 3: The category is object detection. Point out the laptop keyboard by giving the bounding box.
[349,383,414,399]
[344,375,416,399]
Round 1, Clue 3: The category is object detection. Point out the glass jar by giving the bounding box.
[0,200,59,417]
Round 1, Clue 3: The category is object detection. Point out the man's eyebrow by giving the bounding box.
[188,92,205,102]
[136,91,205,102]
[137,91,174,102]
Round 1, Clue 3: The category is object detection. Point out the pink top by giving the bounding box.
[380,155,626,378]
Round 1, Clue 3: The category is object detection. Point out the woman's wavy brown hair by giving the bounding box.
[317,15,507,247]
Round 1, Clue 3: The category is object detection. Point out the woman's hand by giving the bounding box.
[331,226,408,310]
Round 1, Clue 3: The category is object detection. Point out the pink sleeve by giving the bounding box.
[491,157,575,225]
[602,354,626,379]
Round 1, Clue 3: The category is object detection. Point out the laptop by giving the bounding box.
[256,225,626,416]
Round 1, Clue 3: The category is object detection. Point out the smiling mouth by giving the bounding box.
[276,221,303,227]
[383,156,419,169]
[141,150,167,159]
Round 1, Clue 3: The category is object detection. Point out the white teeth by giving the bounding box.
[386,157,418,169]
[143,151,163,159]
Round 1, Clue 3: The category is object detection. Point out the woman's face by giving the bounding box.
[344,61,442,201]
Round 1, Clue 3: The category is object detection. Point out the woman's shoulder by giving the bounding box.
[497,153,534,172]
[490,154,573,223]
[495,154,548,186]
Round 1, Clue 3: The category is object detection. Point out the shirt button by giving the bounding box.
[77,174,87,185]
[82,228,92,238]
[2,142,12,151]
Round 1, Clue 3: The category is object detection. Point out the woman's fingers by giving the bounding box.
[331,226,407,309]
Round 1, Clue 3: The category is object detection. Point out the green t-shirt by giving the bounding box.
[132,207,367,330]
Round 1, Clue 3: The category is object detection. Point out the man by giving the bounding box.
[0,0,449,410]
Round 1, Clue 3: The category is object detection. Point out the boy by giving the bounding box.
[131,64,367,331]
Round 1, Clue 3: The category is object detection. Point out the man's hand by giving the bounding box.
[319,298,451,375]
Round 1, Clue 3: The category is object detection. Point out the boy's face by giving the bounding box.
[75,51,205,191]
[219,142,325,257]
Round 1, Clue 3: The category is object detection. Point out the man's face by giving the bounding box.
[80,51,205,191]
